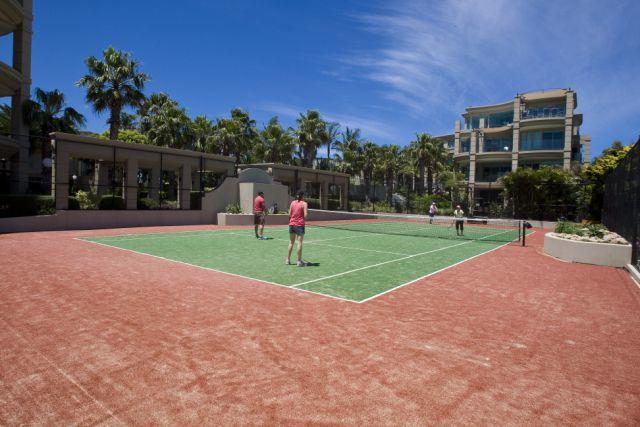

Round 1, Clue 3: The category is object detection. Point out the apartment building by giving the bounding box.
[436,89,591,213]
[0,0,33,194]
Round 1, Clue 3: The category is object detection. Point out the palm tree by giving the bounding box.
[230,108,258,165]
[257,117,296,164]
[361,141,379,202]
[22,88,86,188]
[424,135,448,195]
[410,134,429,194]
[323,121,340,167]
[296,110,328,168]
[377,145,401,203]
[333,127,363,175]
[77,46,150,140]
[192,115,216,153]
[139,94,192,149]
[212,118,236,157]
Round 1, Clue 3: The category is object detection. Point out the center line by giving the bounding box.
[291,229,512,287]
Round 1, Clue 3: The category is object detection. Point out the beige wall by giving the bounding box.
[239,182,291,214]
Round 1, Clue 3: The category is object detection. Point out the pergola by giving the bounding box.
[239,163,349,210]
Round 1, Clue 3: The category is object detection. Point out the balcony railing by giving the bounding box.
[483,139,512,152]
[460,141,470,153]
[521,107,565,120]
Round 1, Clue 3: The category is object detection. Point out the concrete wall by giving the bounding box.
[0,209,210,233]
[239,182,291,214]
[543,233,632,267]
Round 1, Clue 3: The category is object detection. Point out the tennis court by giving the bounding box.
[80,215,526,302]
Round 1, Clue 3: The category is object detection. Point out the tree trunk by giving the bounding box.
[427,166,433,195]
[109,105,121,140]
[418,159,425,194]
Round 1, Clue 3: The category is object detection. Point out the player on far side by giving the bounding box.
[254,191,267,240]
[453,204,465,236]
[286,191,309,267]
[428,202,438,224]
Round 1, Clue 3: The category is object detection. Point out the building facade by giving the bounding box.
[0,0,33,194]
[436,89,591,214]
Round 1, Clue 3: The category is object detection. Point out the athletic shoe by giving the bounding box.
[285,259,291,265]
[258,236,267,240]
[297,260,309,267]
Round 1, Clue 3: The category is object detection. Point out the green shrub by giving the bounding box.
[555,221,583,236]
[224,203,242,214]
[99,194,125,210]
[68,196,80,210]
[75,190,99,210]
[137,197,158,210]
[0,194,55,217]
[328,199,341,210]
[190,191,202,210]
[585,223,605,238]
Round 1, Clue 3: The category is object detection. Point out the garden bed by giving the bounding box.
[544,222,631,267]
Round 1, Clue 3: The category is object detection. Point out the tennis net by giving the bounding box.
[309,210,524,244]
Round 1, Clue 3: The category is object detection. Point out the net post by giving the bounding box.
[522,221,526,247]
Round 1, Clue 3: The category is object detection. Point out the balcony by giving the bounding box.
[460,140,470,153]
[521,106,565,120]
[483,138,512,152]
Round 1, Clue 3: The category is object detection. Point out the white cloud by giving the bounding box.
[339,0,640,151]
[257,102,398,141]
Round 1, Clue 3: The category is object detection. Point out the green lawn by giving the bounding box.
[81,224,518,302]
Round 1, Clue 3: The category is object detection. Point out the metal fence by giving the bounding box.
[344,177,582,221]
[603,140,639,270]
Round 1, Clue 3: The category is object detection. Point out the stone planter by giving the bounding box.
[216,213,290,226]
[543,232,632,267]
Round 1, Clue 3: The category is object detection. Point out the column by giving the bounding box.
[179,163,192,209]
[581,135,591,164]
[512,96,521,171]
[454,121,461,155]
[11,12,33,194]
[563,92,574,170]
[125,159,138,209]
[469,131,477,185]
[320,180,329,210]
[52,148,70,210]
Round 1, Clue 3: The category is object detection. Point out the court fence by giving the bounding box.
[603,140,639,270]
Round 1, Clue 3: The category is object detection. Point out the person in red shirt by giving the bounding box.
[286,191,309,266]
[253,191,267,240]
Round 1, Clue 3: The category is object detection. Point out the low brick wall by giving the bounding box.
[543,232,632,267]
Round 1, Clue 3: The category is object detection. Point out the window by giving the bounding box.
[520,130,564,151]
[484,138,512,152]
[478,165,511,182]
[460,137,470,153]
[518,160,563,170]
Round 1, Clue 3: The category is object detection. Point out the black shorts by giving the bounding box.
[289,225,305,236]
[254,213,265,225]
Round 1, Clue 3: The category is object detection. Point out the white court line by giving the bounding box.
[291,229,513,288]
[84,230,249,242]
[223,232,411,256]
[2,320,125,425]
[74,238,356,303]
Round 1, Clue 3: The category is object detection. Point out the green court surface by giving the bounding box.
[80,223,521,303]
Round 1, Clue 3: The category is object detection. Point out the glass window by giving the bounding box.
[478,165,511,182]
[518,160,563,169]
[487,111,513,127]
[520,130,564,151]
[484,138,512,152]
[460,137,470,153]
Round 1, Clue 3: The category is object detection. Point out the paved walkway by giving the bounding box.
[1,226,639,424]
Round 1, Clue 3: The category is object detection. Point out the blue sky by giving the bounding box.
[26,0,640,156]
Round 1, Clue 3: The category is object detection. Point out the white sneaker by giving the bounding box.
[285,259,291,265]
[297,260,308,267]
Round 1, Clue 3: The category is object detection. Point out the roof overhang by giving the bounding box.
[0,0,28,37]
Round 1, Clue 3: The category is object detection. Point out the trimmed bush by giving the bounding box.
[68,196,80,210]
[137,197,159,210]
[224,203,242,214]
[0,194,55,217]
[75,190,99,210]
[99,194,125,210]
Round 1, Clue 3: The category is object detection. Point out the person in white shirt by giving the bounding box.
[453,205,465,236]
[428,202,438,224]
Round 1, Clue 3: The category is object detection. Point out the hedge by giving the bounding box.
[0,194,56,218]
[98,194,125,210]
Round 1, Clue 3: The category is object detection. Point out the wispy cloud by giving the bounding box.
[257,102,398,141]
[338,0,640,150]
